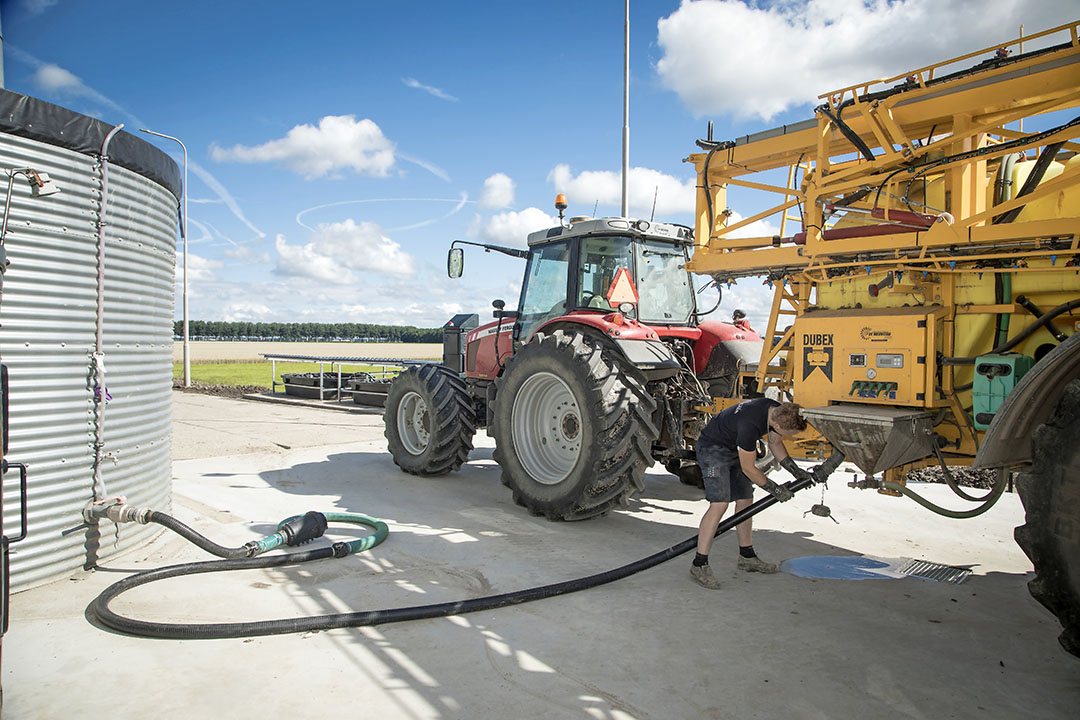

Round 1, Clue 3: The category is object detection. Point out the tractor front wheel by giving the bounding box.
[1015,378,1080,657]
[491,331,658,520]
[384,364,475,476]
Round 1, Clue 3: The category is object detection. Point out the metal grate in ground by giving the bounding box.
[897,559,972,584]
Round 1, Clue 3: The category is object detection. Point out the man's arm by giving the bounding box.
[772,428,814,483]
[741,445,796,502]
[738,448,771,487]
[767,428,790,462]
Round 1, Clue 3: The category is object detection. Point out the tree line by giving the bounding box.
[175,321,442,343]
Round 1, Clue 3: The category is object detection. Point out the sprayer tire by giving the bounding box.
[384,364,475,476]
[1014,378,1080,657]
[491,331,658,520]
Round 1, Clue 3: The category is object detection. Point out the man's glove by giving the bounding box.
[780,456,814,483]
[761,478,794,502]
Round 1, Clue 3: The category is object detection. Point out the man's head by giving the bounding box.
[769,402,807,435]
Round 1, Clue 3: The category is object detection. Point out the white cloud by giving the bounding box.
[723,211,781,240]
[656,0,1073,122]
[222,303,274,323]
[19,0,59,15]
[397,152,451,182]
[211,115,395,179]
[402,77,459,102]
[479,173,515,209]
[547,164,696,217]
[223,245,261,261]
[34,64,82,93]
[177,253,223,284]
[472,207,557,247]
[274,220,416,284]
[30,62,132,119]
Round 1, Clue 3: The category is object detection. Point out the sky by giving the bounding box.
[2,0,1075,331]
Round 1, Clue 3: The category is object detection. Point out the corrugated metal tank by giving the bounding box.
[0,95,180,591]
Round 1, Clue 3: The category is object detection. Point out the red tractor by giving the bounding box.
[385,197,767,520]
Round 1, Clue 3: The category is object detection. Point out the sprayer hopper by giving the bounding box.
[800,405,937,476]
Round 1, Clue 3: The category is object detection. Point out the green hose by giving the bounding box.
[317,512,388,554]
[153,510,388,558]
[252,512,388,556]
[882,472,1006,519]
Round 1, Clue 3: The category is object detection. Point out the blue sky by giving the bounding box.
[2,0,1073,329]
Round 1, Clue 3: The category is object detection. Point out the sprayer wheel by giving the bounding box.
[491,330,658,520]
[1014,378,1080,657]
[384,364,475,476]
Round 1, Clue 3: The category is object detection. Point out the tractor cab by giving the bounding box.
[516,217,697,341]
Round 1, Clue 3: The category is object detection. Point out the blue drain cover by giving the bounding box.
[782,555,906,581]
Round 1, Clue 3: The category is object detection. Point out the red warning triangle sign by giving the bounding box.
[606,267,639,305]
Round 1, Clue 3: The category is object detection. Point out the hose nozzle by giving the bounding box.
[812,449,846,484]
[279,511,328,547]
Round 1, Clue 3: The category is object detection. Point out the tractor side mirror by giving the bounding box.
[447,247,464,278]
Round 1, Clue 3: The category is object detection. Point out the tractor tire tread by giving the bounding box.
[384,364,475,476]
[492,330,659,520]
[1014,378,1080,657]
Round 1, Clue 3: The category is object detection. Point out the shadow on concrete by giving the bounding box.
[127,447,1071,719]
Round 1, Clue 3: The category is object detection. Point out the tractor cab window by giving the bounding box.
[517,241,571,339]
[577,236,632,312]
[635,240,695,325]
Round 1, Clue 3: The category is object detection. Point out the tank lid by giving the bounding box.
[0,88,182,201]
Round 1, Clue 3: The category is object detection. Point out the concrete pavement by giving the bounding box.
[5,392,1078,719]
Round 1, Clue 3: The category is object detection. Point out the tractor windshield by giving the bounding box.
[635,240,695,325]
[575,235,695,324]
[518,240,570,339]
[577,236,633,311]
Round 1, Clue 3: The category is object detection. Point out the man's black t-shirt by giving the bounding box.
[698,398,779,452]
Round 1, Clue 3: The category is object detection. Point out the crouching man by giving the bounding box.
[690,399,810,589]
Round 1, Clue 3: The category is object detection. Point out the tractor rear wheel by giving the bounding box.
[384,364,475,476]
[491,331,658,520]
[1014,378,1080,657]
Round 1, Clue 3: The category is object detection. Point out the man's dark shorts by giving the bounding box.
[697,442,755,503]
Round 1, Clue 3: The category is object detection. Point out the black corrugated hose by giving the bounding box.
[941,298,1080,365]
[91,477,817,640]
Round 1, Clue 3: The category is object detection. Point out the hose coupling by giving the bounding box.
[279,511,328,547]
[83,496,152,525]
[332,541,350,558]
[812,449,846,484]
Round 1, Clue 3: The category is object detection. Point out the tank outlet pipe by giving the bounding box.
[92,480,814,640]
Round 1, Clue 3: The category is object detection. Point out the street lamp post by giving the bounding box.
[140,129,189,388]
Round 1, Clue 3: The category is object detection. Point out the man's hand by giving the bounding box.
[780,456,814,483]
[761,478,794,502]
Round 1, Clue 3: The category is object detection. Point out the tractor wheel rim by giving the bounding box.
[397,391,430,455]
[512,371,581,485]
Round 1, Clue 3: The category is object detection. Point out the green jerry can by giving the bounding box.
[972,352,1035,430]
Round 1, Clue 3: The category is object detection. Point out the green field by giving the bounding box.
[172,362,400,387]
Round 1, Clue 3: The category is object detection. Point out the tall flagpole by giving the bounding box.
[621,0,629,218]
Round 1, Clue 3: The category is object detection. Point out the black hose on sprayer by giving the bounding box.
[92,471,834,640]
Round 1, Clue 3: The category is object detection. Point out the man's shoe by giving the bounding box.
[690,564,721,589]
[738,555,779,574]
